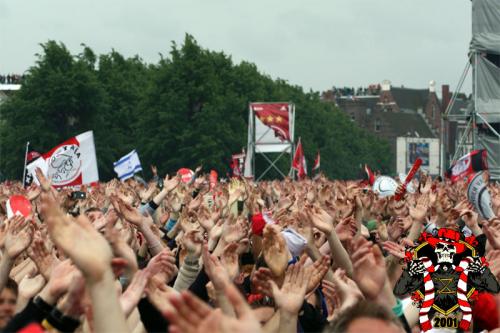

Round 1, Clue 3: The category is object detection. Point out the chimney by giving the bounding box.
[442,84,451,111]
[381,79,391,91]
[429,80,436,93]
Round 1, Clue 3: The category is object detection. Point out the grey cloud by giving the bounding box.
[0,0,472,93]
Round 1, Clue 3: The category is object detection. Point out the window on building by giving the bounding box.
[350,113,355,121]
[374,119,381,132]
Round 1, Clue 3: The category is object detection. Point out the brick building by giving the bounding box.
[322,80,469,173]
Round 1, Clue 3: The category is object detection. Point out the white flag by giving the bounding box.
[27,131,99,187]
[114,150,142,181]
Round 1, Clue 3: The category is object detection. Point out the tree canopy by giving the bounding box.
[0,36,392,180]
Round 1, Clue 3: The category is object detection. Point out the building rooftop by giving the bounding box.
[380,111,435,138]
[390,87,429,112]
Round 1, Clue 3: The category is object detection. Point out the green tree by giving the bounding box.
[0,36,392,181]
[0,41,104,179]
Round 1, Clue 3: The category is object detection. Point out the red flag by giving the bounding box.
[446,150,488,183]
[364,164,375,186]
[292,138,307,179]
[313,151,320,171]
[27,131,99,188]
[251,103,290,141]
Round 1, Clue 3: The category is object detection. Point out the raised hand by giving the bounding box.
[460,209,480,232]
[41,192,113,282]
[306,206,334,235]
[4,215,34,259]
[139,185,156,203]
[104,225,138,274]
[251,267,273,297]
[57,272,87,319]
[26,185,41,201]
[196,206,220,232]
[45,260,78,301]
[145,248,177,283]
[18,273,46,300]
[208,219,224,250]
[202,245,230,291]
[305,255,330,294]
[27,232,59,280]
[118,200,147,227]
[164,284,262,333]
[35,167,51,192]
[269,260,310,316]
[409,195,429,223]
[350,237,387,299]
[382,241,406,259]
[182,230,204,257]
[222,217,247,244]
[188,194,204,211]
[220,243,239,281]
[335,217,357,242]
[120,269,149,317]
[151,165,158,176]
[262,224,289,277]
[322,269,363,321]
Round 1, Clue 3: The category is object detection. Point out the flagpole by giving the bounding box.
[22,141,30,188]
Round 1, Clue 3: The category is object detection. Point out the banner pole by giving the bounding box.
[22,141,30,188]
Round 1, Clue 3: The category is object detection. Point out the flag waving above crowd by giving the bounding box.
[251,103,291,142]
[113,149,143,181]
[446,149,488,183]
[292,137,307,179]
[313,151,320,172]
[26,131,99,187]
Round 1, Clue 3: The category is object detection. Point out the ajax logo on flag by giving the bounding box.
[47,144,82,185]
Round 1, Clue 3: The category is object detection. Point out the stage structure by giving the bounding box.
[444,0,500,180]
[244,102,295,180]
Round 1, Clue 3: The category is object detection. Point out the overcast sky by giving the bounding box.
[0,0,472,94]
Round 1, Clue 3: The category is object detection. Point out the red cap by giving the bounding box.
[251,213,266,236]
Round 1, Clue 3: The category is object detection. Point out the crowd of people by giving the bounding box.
[0,166,499,333]
[0,74,24,85]
[329,85,381,99]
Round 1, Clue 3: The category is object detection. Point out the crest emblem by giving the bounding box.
[395,228,499,331]
[47,144,82,186]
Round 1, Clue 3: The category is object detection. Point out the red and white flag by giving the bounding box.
[364,164,375,186]
[251,103,291,141]
[313,151,320,172]
[27,131,99,188]
[292,138,307,180]
[446,150,488,183]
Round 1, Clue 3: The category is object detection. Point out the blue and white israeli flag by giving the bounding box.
[113,149,143,181]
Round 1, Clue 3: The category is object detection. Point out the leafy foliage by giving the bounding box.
[0,36,392,181]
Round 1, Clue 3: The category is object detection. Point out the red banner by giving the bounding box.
[251,103,290,141]
[446,150,488,183]
[292,138,307,179]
